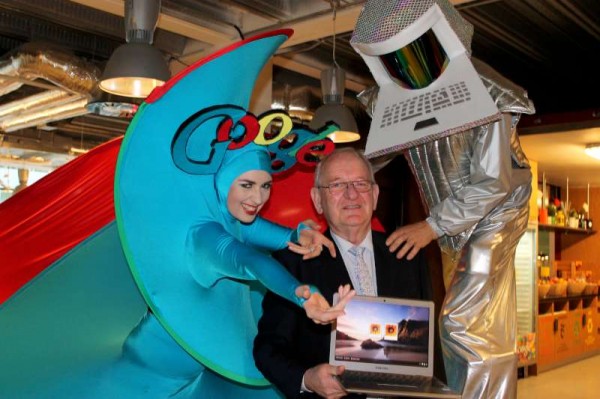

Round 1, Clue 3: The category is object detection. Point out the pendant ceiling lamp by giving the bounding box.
[99,0,170,98]
[309,0,360,144]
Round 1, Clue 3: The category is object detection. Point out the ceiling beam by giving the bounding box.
[71,0,477,48]
[69,0,233,45]
[252,0,480,49]
[259,5,363,49]
[72,0,483,89]
[272,56,370,93]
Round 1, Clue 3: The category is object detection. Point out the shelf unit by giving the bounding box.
[538,224,596,235]
[534,221,599,373]
[538,224,596,279]
[537,294,600,372]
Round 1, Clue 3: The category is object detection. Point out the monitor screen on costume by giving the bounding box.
[379,29,449,90]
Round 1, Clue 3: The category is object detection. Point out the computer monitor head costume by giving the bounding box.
[351,0,501,158]
[351,1,535,398]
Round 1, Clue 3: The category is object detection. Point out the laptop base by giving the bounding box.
[341,375,461,398]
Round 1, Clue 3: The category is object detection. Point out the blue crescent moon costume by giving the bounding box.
[0,29,336,398]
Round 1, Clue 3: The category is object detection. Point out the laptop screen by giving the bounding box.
[330,295,435,376]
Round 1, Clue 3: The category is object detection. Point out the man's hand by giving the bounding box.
[304,363,347,399]
[386,220,437,260]
[289,219,337,260]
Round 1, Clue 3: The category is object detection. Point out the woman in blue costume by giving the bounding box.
[101,137,352,399]
[112,27,358,398]
[0,30,352,398]
[112,28,358,398]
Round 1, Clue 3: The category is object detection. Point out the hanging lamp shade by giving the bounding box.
[311,103,359,143]
[99,0,170,98]
[309,65,360,143]
[100,43,170,98]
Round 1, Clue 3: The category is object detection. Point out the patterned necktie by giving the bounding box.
[348,246,375,296]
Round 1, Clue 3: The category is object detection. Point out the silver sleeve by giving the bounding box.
[427,114,513,237]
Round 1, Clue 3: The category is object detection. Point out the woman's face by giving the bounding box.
[227,170,272,223]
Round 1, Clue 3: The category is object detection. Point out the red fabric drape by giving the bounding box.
[0,137,122,304]
[262,166,325,230]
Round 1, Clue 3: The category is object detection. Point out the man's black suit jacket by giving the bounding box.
[253,230,432,399]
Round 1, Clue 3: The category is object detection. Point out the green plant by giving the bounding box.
[569,209,578,218]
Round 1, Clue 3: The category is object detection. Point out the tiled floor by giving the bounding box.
[517,355,600,398]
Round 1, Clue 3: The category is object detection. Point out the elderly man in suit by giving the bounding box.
[254,147,432,399]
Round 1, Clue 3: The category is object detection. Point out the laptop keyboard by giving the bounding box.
[340,370,431,388]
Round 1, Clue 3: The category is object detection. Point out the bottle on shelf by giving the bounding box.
[579,213,585,229]
[538,253,550,283]
[556,209,565,226]
[539,207,548,224]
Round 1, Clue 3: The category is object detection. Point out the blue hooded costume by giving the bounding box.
[0,30,334,398]
[92,140,304,398]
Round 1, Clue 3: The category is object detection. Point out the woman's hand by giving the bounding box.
[297,284,355,325]
[288,219,337,260]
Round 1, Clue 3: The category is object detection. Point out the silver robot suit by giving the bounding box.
[352,1,535,398]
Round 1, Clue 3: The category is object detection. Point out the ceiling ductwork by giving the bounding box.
[271,83,322,123]
[0,44,100,94]
[0,44,100,132]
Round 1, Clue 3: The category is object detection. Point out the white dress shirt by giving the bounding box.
[300,231,380,394]
[330,230,378,296]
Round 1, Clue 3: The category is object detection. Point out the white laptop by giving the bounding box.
[330,295,461,398]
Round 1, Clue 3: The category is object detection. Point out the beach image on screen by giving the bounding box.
[335,300,429,367]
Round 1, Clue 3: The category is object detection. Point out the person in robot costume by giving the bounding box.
[351,1,535,398]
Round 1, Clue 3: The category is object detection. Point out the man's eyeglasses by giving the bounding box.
[318,180,374,194]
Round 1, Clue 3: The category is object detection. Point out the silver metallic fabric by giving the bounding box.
[440,174,531,399]
[407,58,534,255]
[426,62,533,398]
[359,77,533,399]
[354,1,535,396]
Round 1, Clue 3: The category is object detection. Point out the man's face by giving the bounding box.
[311,152,379,239]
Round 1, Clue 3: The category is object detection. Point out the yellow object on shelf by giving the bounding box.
[556,210,565,226]
[540,266,550,278]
